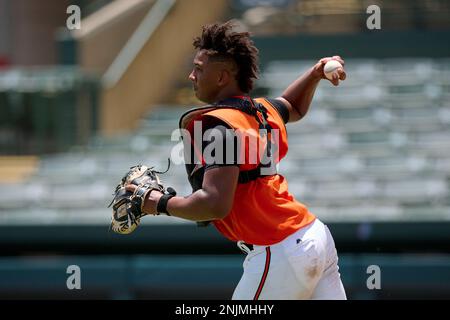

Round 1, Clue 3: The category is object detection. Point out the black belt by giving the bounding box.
[238,167,277,184]
[237,241,255,254]
[238,167,262,184]
[242,243,254,251]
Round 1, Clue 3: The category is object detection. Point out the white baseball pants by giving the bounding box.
[232,218,347,300]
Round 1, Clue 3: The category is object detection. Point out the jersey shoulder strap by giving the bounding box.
[179,97,276,184]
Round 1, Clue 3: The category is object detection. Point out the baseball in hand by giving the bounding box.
[323,60,343,80]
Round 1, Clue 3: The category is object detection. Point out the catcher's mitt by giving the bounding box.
[108,164,175,234]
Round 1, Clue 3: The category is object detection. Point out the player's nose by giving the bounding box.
[188,70,195,82]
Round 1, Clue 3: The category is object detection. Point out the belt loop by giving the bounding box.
[237,241,252,254]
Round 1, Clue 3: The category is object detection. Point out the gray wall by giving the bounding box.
[0,0,11,61]
[2,0,70,66]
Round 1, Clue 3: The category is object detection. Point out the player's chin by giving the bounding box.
[194,91,209,103]
[193,88,202,100]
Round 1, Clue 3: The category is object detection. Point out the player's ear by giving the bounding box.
[218,69,231,87]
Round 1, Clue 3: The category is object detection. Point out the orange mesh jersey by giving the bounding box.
[183,97,316,245]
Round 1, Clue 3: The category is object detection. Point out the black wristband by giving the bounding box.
[157,194,174,216]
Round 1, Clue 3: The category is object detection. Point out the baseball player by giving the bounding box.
[125,21,347,300]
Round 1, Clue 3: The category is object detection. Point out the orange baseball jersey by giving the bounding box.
[180,97,316,245]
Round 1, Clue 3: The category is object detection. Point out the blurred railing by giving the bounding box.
[1,253,450,299]
[0,223,449,299]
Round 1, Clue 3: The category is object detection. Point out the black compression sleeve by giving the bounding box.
[267,98,290,124]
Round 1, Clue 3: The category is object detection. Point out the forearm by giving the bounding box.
[165,189,225,222]
[281,66,322,120]
[141,166,238,221]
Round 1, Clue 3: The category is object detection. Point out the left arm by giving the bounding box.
[126,166,239,221]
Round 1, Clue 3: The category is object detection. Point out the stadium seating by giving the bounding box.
[1,58,449,224]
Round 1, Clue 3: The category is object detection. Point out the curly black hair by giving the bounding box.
[193,20,259,93]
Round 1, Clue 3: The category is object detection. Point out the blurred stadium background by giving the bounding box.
[1,0,450,299]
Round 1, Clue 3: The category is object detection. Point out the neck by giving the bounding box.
[214,86,246,103]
